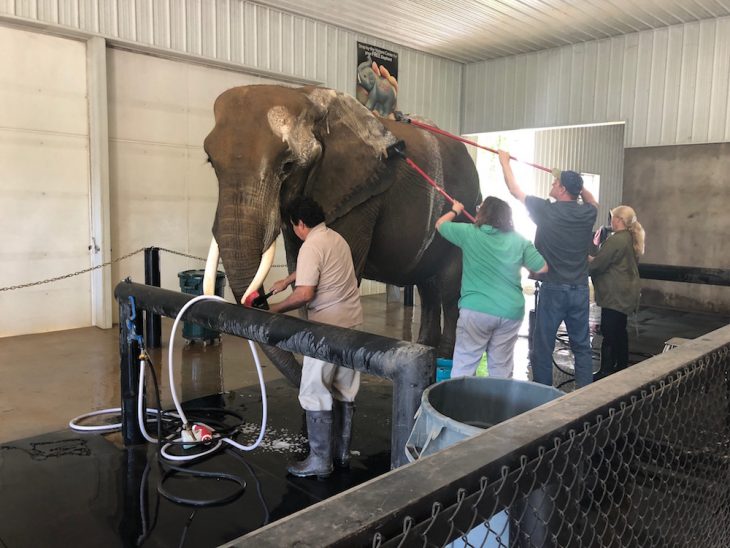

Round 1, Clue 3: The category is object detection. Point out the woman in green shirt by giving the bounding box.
[589,205,646,378]
[437,196,547,379]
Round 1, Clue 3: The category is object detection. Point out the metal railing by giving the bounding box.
[114,280,434,469]
[230,323,730,547]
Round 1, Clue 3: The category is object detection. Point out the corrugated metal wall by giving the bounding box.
[533,124,625,224]
[1,0,463,131]
[462,16,730,148]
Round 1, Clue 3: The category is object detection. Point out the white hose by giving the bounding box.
[221,340,268,451]
[70,389,160,433]
[161,295,268,460]
[167,295,228,426]
[69,409,123,432]
[138,358,158,443]
[71,294,269,461]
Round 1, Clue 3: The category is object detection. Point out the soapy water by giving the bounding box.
[236,423,308,454]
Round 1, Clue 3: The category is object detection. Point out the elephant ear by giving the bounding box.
[302,87,398,222]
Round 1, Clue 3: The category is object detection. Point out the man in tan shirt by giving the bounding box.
[268,196,362,479]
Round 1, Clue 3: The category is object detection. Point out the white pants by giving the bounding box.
[298,356,360,411]
[451,308,522,379]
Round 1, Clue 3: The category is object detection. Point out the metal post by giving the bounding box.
[119,296,145,446]
[391,349,434,468]
[143,247,161,348]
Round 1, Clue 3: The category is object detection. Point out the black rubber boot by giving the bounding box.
[287,411,333,479]
[333,400,355,469]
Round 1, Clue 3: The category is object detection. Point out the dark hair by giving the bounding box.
[475,196,514,232]
[285,196,326,228]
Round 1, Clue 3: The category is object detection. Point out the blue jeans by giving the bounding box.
[532,282,593,388]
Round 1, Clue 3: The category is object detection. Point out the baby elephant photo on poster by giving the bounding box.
[356,60,398,117]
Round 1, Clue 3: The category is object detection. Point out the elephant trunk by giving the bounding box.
[213,186,280,303]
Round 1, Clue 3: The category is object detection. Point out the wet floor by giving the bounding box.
[0,294,728,547]
[0,379,393,547]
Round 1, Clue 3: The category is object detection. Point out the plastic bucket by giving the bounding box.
[177,269,226,342]
[405,377,562,462]
[405,377,564,547]
[435,358,453,382]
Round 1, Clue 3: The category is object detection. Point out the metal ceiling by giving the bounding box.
[256,0,730,63]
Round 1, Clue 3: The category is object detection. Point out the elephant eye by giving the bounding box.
[280,160,295,175]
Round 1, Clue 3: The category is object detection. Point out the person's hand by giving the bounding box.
[271,278,291,295]
[451,200,464,215]
[498,149,511,166]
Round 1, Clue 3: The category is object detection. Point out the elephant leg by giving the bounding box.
[416,276,442,349]
[437,251,462,358]
[259,344,302,387]
[365,93,376,110]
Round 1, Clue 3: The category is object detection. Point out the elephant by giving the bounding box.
[202,84,480,386]
[356,60,397,117]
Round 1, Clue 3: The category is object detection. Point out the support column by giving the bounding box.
[87,36,112,328]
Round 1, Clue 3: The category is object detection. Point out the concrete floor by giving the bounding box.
[1,293,727,444]
[0,292,729,547]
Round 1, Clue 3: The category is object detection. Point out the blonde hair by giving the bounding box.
[611,205,645,257]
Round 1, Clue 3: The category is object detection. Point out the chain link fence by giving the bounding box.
[235,324,730,547]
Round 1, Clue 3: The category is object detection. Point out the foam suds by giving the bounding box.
[236,423,307,454]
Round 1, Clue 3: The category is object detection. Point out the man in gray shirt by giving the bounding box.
[268,196,362,479]
[498,150,598,388]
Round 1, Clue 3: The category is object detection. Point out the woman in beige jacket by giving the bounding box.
[589,205,645,379]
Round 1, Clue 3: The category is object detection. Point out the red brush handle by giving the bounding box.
[404,157,477,223]
[406,118,552,174]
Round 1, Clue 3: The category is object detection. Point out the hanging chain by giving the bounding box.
[0,248,146,292]
[155,247,208,262]
[0,247,290,292]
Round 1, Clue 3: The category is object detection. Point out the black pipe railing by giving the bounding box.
[114,280,435,469]
[639,263,730,286]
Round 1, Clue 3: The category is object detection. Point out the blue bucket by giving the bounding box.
[436,358,453,382]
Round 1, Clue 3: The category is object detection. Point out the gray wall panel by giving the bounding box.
[532,124,624,227]
[463,16,730,147]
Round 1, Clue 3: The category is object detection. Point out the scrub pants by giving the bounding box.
[298,356,360,411]
[451,308,522,379]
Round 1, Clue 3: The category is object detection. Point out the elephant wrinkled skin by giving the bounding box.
[203,85,480,386]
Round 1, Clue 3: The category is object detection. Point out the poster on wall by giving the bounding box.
[356,42,398,119]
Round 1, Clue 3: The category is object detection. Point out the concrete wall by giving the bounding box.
[624,143,730,313]
[0,27,91,337]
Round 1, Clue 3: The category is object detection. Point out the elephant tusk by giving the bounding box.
[241,241,276,304]
[203,237,220,296]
